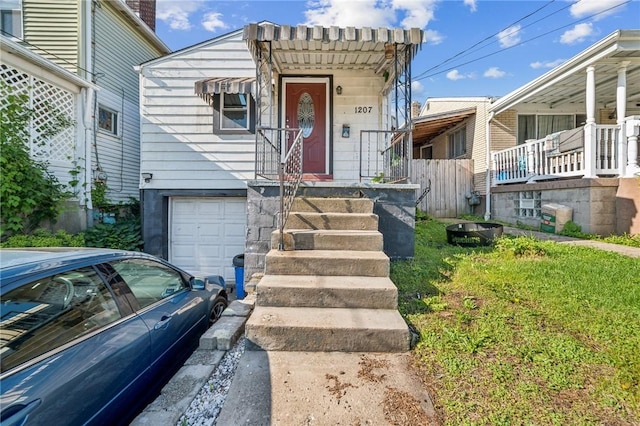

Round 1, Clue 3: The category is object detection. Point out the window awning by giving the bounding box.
[194,77,255,95]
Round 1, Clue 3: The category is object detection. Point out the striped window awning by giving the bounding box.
[194,77,255,95]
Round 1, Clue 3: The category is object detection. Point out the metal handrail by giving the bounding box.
[360,129,411,183]
[278,129,304,250]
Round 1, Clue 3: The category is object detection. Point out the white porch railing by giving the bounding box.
[492,124,621,184]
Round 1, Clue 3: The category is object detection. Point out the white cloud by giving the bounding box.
[530,59,565,69]
[156,0,204,31]
[464,0,477,12]
[484,67,506,78]
[497,25,521,48]
[446,70,466,81]
[570,0,627,21]
[424,29,444,45]
[303,0,438,28]
[412,80,425,94]
[560,23,593,45]
[202,12,227,32]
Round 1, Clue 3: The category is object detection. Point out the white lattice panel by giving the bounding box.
[1,64,75,163]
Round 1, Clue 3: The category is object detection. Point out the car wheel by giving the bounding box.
[209,296,228,325]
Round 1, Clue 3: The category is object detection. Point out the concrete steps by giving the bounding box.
[264,249,389,277]
[285,212,378,231]
[272,229,383,251]
[256,275,398,309]
[246,196,409,353]
[245,306,409,352]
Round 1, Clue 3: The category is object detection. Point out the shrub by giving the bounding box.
[84,219,143,251]
[0,229,84,247]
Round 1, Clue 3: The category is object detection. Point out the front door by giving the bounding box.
[284,81,328,175]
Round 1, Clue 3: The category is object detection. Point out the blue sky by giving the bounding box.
[154,0,639,103]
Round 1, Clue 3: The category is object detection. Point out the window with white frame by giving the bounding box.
[98,106,118,136]
[211,92,255,134]
[0,0,23,38]
[448,127,466,158]
[517,114,586,145]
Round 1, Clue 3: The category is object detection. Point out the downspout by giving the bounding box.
[484,110,495,221]
[83,0,94,222]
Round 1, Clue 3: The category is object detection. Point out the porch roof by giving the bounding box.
[242,22,424,73]
[412,107,476,144]
[490,30,640,114]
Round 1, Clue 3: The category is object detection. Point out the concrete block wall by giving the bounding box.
[491,178,620,235]
[245,181,418,280]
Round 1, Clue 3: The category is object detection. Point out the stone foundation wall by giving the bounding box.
[245,181,418,280]
[491,178,623,235]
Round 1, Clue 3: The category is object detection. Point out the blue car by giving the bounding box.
[0,248,228,425]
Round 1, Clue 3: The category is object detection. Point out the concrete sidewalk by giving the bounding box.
[216,350,436,425]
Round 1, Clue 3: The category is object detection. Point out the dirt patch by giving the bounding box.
[383,386,435,425]
[325,373,356,402]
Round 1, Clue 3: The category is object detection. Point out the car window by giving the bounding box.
[110,259,188,309]
[0,267,121,373]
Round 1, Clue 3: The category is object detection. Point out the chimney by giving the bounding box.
[126,0,156,31]
[411,101,422,119]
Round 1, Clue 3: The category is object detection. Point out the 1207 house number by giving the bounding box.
[355,106,373,113]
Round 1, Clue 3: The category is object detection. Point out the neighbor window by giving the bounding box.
[517,114,585,144]
[98,106,118,136]
[212,92,255,134]
[0,0,23,38]
[448,127,466,158]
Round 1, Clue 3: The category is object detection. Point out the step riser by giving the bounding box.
[246,326,409,352]
[257,286,397,309]
[273,231,383,251]
[292,198,373,214]
[265,256,389,277]
[285,213,378,231]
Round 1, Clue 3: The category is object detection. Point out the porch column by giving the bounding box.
[617,62,628,176]
[583,65,597,178]
[626,117,640,177]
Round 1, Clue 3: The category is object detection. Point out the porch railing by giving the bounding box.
[492,125,618,184]
[360,129,411,183]
[255,127,304,250]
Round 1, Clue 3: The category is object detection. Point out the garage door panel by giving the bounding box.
[170,197,247,283]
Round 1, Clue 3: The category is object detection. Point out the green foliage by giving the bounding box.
[0,83,75,238]
[0,228,84,247]
[91,180,109,210]
[559,220,587,238]
[397,220,640,424]
[602,233,640,248]
[84,218,143,251]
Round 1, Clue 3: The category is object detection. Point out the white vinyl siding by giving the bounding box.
[92,1,166,203]
[139,30,256,190]
[22,0,79,73]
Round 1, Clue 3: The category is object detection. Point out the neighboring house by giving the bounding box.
[413,30,640,235]
[0,0,169,231]
[488,30,640,236]
[138,22,424,283]
[412,97,494,216]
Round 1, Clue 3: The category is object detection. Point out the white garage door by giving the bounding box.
[170,197,246,283]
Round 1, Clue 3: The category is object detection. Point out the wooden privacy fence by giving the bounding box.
[411,159,474,218]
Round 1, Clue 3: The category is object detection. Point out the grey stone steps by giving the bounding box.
[264,249,389,277]
[256,275,398,309]
[291,197,373,214]
[272,229,383,251]
[284,212,378,231]
[245,306,410,352]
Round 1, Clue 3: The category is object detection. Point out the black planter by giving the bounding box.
[446,222,504,247]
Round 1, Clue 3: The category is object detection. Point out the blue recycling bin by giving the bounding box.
[233,254,245,299]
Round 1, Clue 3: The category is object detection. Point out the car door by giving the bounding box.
[0,266,151,426]
[107,259,208,377]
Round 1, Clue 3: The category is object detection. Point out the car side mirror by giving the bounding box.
[191,278,206,290]
[204,275,225,290]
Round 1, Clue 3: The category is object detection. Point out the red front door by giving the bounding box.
[285,82,327,175]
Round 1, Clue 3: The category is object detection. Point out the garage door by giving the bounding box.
[169,197,246,283]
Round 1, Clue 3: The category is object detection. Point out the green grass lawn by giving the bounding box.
[391,217,640,425]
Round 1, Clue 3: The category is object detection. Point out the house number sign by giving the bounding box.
[354,106,373,113]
